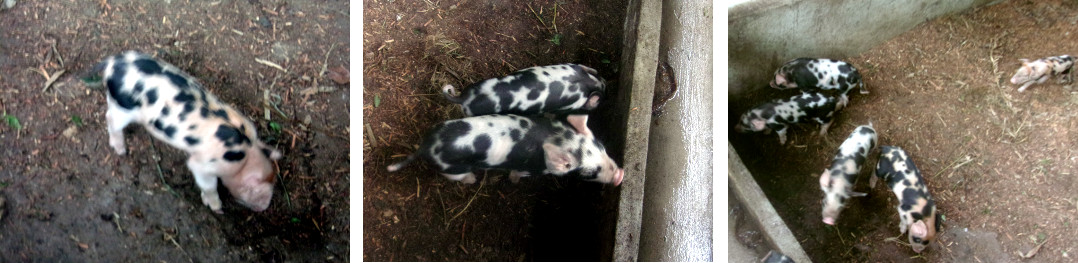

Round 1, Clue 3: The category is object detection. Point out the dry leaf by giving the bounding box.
[327,65,349,84]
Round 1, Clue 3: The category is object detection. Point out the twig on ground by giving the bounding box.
[447,179,484,227]
[254,58,287,72]
[1019,235,1049,259]
[527,4,547,29]
[41,69,65,93]
[148,141,180,197]
[320,43,336,77]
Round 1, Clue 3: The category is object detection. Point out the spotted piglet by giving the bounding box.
[770,58,866,110]
[93,51,282,213]
[819,124,877,225]
[734,92,838,145]
[442,64,606,116]
[1010,55,1075,92]
[387,114,624,186]
[873,146,941,253]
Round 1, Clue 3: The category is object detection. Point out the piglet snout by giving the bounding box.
[823,217,835,225]
[612,169,624,186]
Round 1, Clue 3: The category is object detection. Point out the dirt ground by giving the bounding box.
[0,0,349,261]
[731,0,1078,262]
[362,0,627,261]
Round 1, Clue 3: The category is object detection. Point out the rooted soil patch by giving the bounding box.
[0,0,349,261]
[731,0,1078,262]
[363,0,626,261]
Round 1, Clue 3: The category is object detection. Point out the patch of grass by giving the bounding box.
[269,122,282,134]
[0,181,8,189]
[2,113,21,130]
[374,94,382,107]
[70,115,83,127]
[548,33,562,45]
[982,207,992,215]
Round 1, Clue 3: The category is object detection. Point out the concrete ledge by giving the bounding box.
[610,0,662,261]
[729,142,811,263]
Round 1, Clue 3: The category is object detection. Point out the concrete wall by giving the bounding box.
[637,0,713,261]
[728,0,1004,97]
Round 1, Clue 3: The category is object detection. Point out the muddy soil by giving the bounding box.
[362,0,627,261]
[731,0,1078,262]
[0,0,350,261]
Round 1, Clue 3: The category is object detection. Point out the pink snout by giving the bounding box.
[823,217,835,225]
[612,168,624,186]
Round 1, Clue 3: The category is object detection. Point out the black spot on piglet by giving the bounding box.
[133,59,163,75]
[215,125,251,147]
[473,134,492,153]
[223,150,246,162]
[184,136,200,145]
[145,88,158,104]
[164,71,190,89]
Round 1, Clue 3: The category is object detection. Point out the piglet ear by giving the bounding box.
[543,143,576,173]
[566,115,593,136]
[579,64,599,75]
[910,220,928,238]
[819,170,831,188]
[1019,59,1031,65]
[586,94,601,109]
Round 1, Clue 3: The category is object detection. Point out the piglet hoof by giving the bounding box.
[461,174,477,184]
[110,142,127,155]
[509,171,529,184]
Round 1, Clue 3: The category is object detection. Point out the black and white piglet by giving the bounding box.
[873,146,941,253]
[770,58,866,110]
[93,51,282,213]
[442,64,606,116]
[734,92,838,145]
[1010,55,1075,92]
[387,114,624,186]
[820,124,877,225]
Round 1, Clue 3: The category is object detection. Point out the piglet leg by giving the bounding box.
[509,171,530,184]
[188,160,224,214]
[106,108,134,155]
[776,128,788,145]
[442,172,477,184]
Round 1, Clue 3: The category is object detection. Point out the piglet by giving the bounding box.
[442,64,606,116]
[820,124,877,225]
[91,51,282,213]
[1010,55,1075,92]
[770,58,866,110]
[387,114,624,186]
[734,92,838,145]
[873,146,941,253]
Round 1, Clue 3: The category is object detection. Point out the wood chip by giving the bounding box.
[327,65,349,84]
[254,58,286,72]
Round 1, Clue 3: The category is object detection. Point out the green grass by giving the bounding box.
[2,113,21,130]
[548,33,562,45]
[71,115,83,127]
[270,121,283,134]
